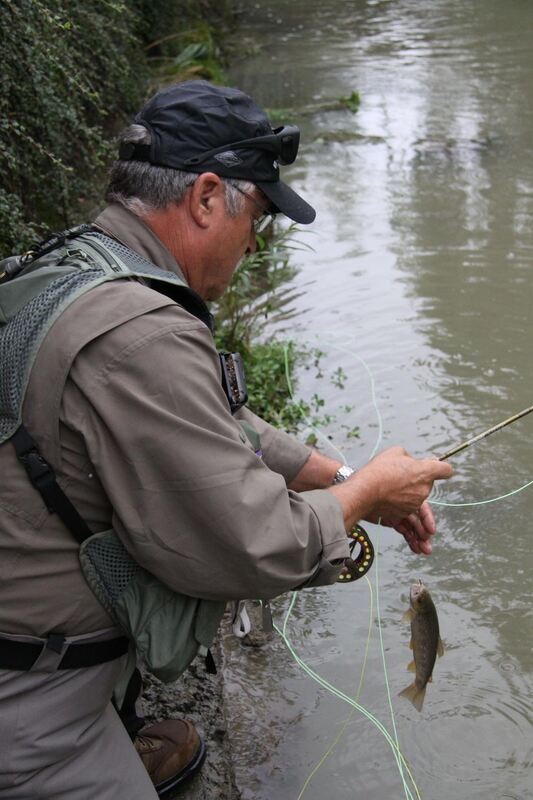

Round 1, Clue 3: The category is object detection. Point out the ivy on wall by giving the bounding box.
[0,0,148,252]
[0,0,235,254]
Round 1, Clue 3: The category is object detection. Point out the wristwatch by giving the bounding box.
[332,465,355,484]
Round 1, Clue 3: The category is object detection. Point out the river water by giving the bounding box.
[224,2,533,799]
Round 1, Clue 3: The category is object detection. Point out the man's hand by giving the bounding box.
[328,446,452,541]
[289,444,451,555]
[375,501,437,555]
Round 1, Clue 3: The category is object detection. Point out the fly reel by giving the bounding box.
[337,524,374,582]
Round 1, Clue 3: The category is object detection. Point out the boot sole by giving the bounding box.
[155,738,207,797]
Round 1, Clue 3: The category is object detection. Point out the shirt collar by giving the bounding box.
[93,203,188,285]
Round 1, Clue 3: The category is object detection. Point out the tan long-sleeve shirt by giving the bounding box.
[0,204,349,636]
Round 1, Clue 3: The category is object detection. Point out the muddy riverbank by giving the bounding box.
[141,604,276,799]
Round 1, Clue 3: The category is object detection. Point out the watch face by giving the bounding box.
[335,466,354,483]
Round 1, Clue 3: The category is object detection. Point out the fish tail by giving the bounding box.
[399,682,426,712]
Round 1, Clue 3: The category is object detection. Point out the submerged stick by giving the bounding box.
[438,405,533,461]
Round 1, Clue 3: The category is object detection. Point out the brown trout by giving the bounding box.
[399,580,444,712]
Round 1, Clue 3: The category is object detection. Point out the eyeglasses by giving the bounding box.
[233,186,275,233]
[183,125,301,168]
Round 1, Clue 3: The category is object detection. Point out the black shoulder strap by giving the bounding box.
[6,228,214,546]
[149,280,214,332]
[12,425,92,544]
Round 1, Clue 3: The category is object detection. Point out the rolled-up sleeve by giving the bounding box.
[64,304,350,601]
[234,406,312,483]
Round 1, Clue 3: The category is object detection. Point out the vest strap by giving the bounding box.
[12,425,92,544]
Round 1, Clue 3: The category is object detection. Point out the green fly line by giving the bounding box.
[281,533,422,800]
[293,573,373,800]
[429,479,533,507]
[282,344,419,800]
[275,589,420,800]
[278,340,533,799]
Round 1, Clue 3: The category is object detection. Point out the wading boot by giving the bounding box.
[134,719,206,797]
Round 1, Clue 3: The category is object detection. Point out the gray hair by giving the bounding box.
[105,124,254,218]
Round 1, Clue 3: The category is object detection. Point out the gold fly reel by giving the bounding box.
[337,524,375,583]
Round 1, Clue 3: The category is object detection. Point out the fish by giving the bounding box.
[399,579,444,712]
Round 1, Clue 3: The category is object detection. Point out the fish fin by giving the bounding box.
[401,609,414,623]
[437,637,444,657]
[407,659,416,673]
[399,683,426,712]
[409,638,414,650]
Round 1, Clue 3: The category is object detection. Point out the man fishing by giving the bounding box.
[0,80,452,798]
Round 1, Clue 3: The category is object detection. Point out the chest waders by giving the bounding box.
[0,226,227,692]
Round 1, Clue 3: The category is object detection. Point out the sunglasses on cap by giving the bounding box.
[183,125,301,168]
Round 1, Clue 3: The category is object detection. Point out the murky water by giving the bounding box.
[225,2,533,798]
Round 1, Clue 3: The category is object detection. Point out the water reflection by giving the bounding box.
[228,1,533,797]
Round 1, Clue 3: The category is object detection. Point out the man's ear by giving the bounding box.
[188,172,224,228]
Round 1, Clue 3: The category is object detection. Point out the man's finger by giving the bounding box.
[403,531,422,554]
[418,501,436,535]
[428,457,453,480]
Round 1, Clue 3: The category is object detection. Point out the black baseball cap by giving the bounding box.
[119,80,316,224]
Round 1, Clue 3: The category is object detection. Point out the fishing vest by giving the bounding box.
[0,226,226,685]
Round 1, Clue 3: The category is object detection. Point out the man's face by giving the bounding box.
[202,187,270,301]
[145,175,272,302]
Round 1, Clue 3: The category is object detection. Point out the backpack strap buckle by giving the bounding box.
[12,427,56,506]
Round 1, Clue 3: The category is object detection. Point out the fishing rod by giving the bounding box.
[438,404,533,461]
